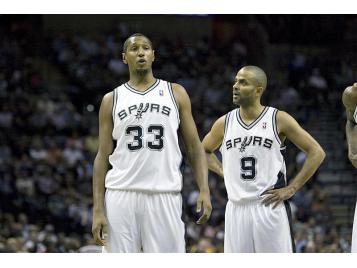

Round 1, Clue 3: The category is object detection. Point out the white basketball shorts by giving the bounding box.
[102,189,185,253]
[352,202,356,253]
[224,199,295,253]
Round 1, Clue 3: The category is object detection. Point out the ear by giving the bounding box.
[122,52,127,64]
[256,86,264,96]
[152,50,155,62]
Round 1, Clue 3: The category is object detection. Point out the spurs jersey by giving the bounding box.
[220,106,286,203]
[105,79,182,192]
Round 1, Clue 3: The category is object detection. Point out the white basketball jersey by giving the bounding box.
[105,79,182,192]
[220,106,286,203]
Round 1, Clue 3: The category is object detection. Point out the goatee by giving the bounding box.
[135,69,149,76]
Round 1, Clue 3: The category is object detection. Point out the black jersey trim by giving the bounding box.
[236,106,268,130]
[284,200,296,252]
[272,108,282,145]
[223,111,231,141]
[167,82,180,124]
[354,106,357,123]
[273,172,296,252]
[124,79,160,95]
[112,88,118,124]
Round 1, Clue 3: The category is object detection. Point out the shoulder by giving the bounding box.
[214,115,227,129]
[342,84,357,109]
[171,83,188,97]
[170,83,190,109]
[275,110,298,132]
[99,91,114,117]
[276,109,290,120]
[102,91,114,105]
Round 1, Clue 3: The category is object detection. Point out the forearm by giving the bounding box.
[92,153,109,212]
[186,143,209,193]
[346,121,357,168]
[206,152,223,178]
[288,147,325,192]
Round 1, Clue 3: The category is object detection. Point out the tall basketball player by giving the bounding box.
[92,33,212,252]
[203,66,325,252]
[342,82,357,253]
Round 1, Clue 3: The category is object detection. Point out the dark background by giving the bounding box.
[0,14,356,252]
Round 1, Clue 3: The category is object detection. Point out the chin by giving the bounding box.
[233,100,240,106]
[135,68,149,76]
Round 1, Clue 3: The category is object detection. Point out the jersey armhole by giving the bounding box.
[272,108,282,146]
[223,112,231,141]
[167,82,180,124]
[219,112,231,152]
[112,88,118,125]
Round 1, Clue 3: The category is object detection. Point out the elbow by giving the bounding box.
[348,154,357,168]
[316,146,326,164]
[320,148,326,161]
[95,150,111,163]
[186,141,204,159]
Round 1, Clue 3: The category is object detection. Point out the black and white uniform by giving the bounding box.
[103,79,185,252]
[220,106,295,252]
[352,106,357,253]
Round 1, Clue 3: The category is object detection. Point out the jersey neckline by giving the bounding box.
[124,79,160,95]
[236,106,269,130]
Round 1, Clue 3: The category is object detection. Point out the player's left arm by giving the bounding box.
[345,120,357,168]
[342,83,357,168]
[262,111,326,208]
[172,83,212,225]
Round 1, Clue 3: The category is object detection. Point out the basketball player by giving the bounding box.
[92,33,212,253]
[202,66,325,252]
[342,82,357,253]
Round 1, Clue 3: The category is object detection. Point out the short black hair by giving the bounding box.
[123,33,153,53]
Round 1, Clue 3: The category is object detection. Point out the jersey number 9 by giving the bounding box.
[240,156,256,180]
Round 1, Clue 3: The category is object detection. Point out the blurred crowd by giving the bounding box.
[0,16,356,252]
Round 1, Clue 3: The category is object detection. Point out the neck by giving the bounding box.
[239,102,264,120]
[128,69,155,87]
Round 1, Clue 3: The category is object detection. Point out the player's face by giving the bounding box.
[232,69,259,106]
[122,36,155,72]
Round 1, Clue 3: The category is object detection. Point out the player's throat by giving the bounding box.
[239,105,265,125]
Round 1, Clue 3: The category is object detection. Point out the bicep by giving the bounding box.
[171,84,201,148]
[178,96,201,147]
[98,93,114,156]
[278,111,321,153]
[346,121,357,155]
[202,116,225,153]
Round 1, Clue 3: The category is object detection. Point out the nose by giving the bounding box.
[138,47,145,56]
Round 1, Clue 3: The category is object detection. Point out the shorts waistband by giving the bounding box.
[228,198,264,206]
[106,188,181,195]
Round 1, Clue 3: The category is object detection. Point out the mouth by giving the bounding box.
[137,59,146,64]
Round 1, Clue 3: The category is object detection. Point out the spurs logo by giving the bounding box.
[239,136,252,152]
[135,103,149,121]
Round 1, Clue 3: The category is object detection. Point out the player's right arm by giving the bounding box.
[202,115,226,178]
[92,92,114,246]
[345,121,357,168]
[342,83,357,168]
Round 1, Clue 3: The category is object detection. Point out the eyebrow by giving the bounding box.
[129,41,150,47]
